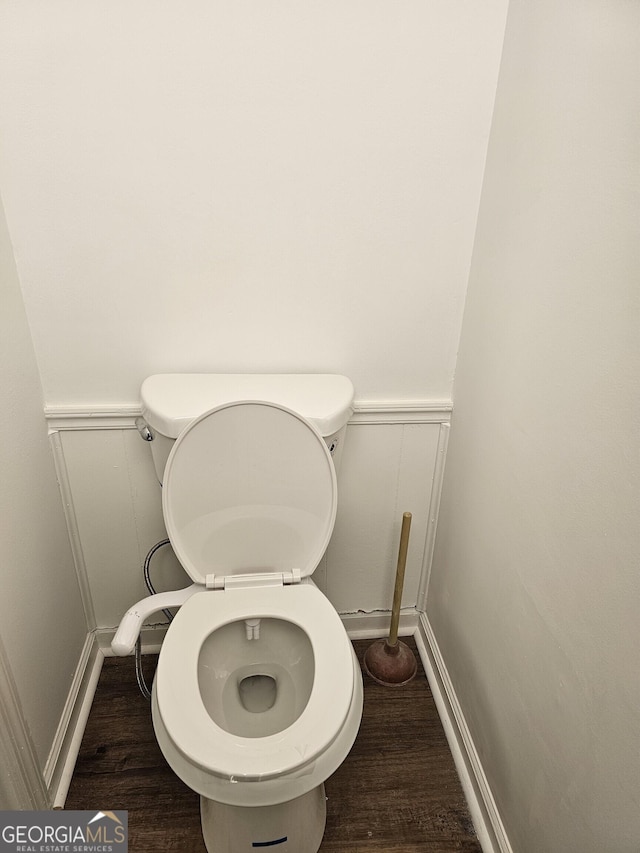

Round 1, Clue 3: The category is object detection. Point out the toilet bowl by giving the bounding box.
[114,388,363,853]
[152,583,363,808]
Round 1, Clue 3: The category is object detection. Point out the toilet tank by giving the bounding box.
[140,374,355,483]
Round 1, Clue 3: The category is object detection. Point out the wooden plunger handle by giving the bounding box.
[388,512,412,647]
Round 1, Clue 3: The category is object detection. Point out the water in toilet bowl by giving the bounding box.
[198,618,315,739]
[238,673,277,714]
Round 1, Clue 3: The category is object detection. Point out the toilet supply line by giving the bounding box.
[113,535,201,661]
[136,537,174,699]
[143,537,174,621]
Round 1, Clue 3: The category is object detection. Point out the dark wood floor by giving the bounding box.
[65,637,481,852]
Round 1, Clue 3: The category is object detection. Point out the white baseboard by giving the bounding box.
[45,633,104,807]
[340,608,419,639]
[96,609,419,658]
[415,613,513,853]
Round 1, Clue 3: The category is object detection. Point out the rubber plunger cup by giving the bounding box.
[364,512,418,686]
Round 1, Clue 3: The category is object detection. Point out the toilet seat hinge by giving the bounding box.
[205,569,302,590]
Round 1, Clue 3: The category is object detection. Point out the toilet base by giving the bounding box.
[200,784,327,853]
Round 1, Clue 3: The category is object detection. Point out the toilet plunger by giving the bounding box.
[363,511,418,686]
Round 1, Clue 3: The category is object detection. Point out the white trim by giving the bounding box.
[96,608,419,657]
[45,400,453,432]
[416,421,450,611]
[45,405,141,432]
[415,613,513,853]
[45,633,103,806]
[340,607,419,639]
[351,400,452,425]
[49,431,97,630]
[0,631,49,809]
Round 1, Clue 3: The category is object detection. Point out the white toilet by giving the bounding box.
[112,374,364,853]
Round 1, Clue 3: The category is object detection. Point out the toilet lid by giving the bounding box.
[162,401,337,585]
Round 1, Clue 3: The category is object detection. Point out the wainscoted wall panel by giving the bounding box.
[51,404,450,631]
[58,428,187,629]
[325,422,441,614]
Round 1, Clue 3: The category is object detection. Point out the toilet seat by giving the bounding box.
[155,582,354,781]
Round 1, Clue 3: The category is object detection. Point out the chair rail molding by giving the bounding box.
[45,399,453,432]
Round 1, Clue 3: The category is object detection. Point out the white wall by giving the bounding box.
[0,0,508,636]
[428,1,640,851]
[0,192,87,787]
[0,0,507,406]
